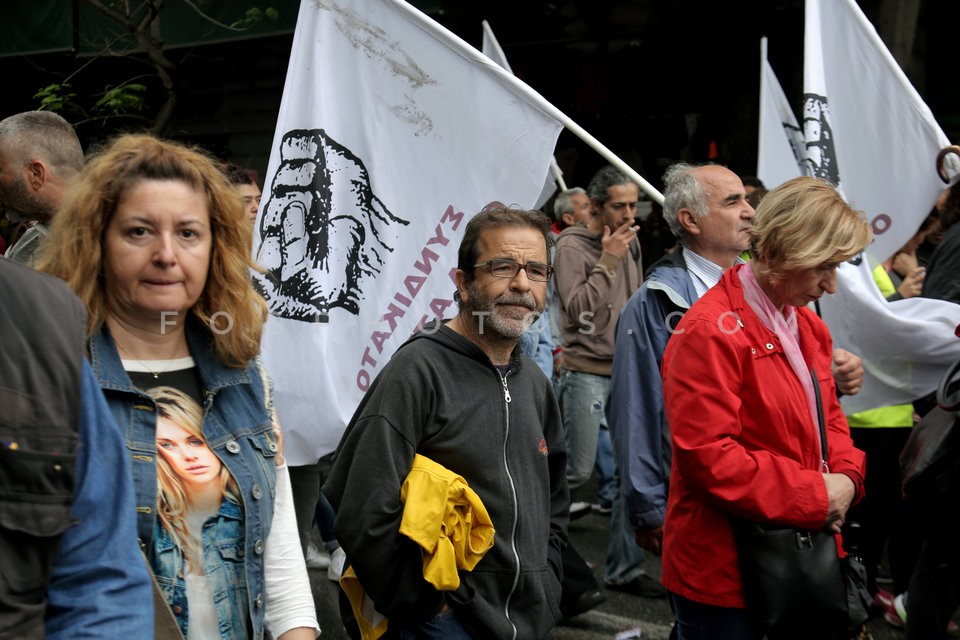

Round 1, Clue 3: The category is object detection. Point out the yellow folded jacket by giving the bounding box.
[340,454,496,640]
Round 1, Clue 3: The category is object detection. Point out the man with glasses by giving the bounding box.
[325,207,569,639]
[554,165,667,598]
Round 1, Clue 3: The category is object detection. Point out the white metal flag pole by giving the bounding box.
[759,34,767,163]
[552,162,568,192]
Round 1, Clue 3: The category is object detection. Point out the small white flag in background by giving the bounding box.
[756,36,802,190]
[253,0,563,462]
[800,0,960,413]
[481,19,565,208]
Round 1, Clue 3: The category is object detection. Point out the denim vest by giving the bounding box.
[89,323,278,640]
[152,498,246,639]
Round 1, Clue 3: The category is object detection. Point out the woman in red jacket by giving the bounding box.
[660,176,872,639]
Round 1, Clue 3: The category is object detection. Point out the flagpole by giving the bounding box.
[549,159,567,192]
[397,1,663,204]
[758,36,767,171]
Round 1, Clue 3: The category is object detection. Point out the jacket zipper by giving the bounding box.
[499,370,520,640]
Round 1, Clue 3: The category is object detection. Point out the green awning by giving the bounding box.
[0,3,74,57]
[0,0,300,59]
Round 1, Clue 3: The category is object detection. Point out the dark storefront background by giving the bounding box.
[0,0,957,198]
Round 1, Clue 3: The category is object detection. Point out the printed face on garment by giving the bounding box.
[104,178,212,330]
[463,225,548,340]
[596,183,639,231]
[692,166,755,255]
[769,262,840,308]
[156,416,222,488]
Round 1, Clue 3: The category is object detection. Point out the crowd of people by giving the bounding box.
[1,107,959,640]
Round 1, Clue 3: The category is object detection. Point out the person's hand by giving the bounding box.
[634,526,664,556]
[896,267,925,299]
[601,223,639,259]
[823,473,855,533]
[891,250,919,278]
[831,348,863,396]
[552,352,564,377]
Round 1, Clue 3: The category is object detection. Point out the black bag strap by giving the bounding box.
[811,366,828,466]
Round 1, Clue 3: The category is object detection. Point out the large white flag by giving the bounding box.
[803,0,960,413]
[756,37,802,190]
[253,0,563,462]
[802,0,948,264]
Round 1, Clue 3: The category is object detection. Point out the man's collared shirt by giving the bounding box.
[684,249,745,299]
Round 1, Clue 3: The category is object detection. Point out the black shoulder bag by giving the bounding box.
[730,367,871,636]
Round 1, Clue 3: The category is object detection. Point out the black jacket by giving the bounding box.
[0,259,84,639]
[324,320,568,639]
[922,223,960,304]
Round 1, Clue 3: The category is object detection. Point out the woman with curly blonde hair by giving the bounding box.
[37,133,317,640]
[36,133,264,367]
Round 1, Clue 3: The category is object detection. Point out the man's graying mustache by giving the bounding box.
[496,293,537,309]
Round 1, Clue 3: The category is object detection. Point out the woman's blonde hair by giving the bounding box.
[36,133,266,367]
[149,386,239,573]
[750,176,872,279]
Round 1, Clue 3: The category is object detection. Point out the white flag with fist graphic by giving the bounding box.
[802,0,948,264]
[800,0,960,413]
[252,0,563,462]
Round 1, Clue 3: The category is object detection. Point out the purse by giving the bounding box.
[730,367,871,635]
[731,519,847,630]
[900,357,960,504]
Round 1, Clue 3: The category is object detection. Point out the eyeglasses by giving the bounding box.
[473,258,554,282]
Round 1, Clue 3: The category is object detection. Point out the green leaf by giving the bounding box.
[33,83,79,112]
[93,83,148,115]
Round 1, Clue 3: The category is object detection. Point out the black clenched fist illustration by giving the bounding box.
[254,129,409,320]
